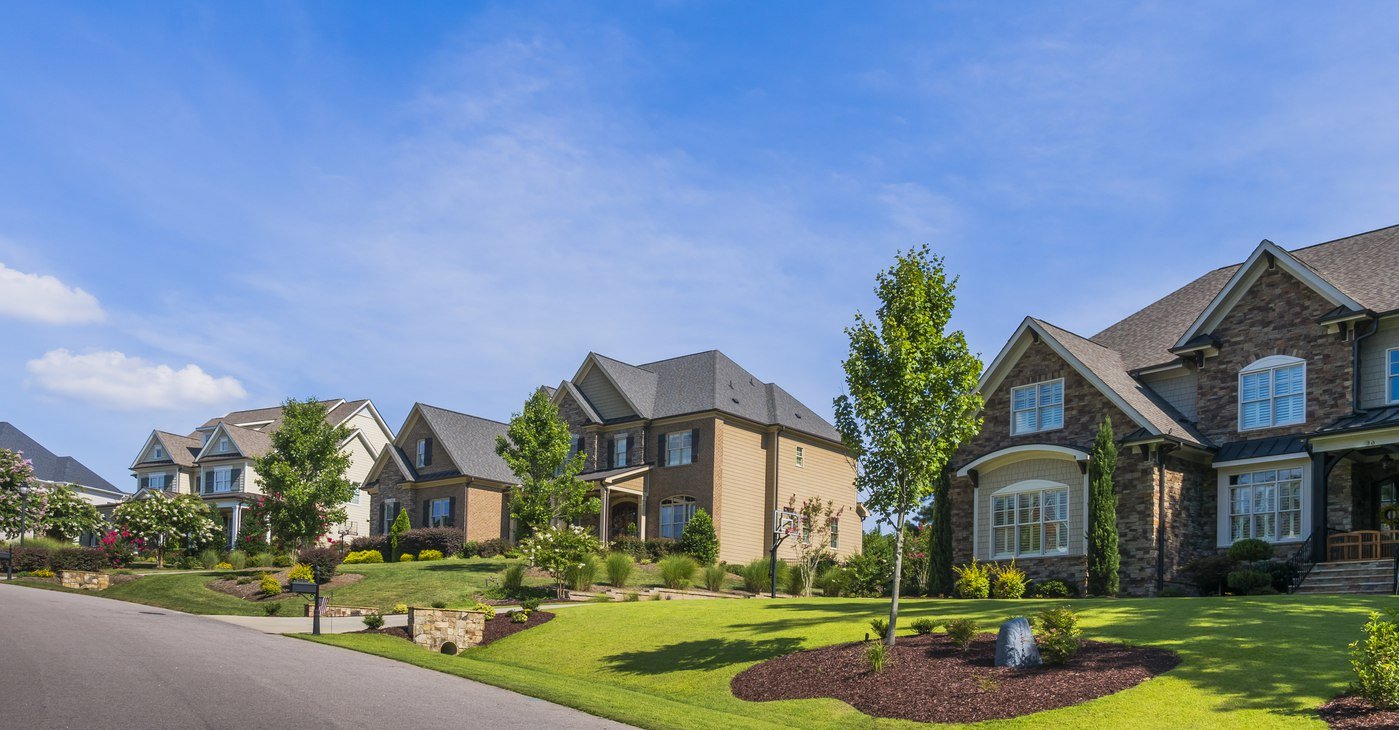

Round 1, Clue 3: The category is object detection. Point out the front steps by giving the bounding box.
[1293,559,1395,595]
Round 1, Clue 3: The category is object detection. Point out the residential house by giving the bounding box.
[949,225,1399,595]
[550,350,860,564]
[128,399,394,548]
[1,422,126,545]
[362,403,516,541]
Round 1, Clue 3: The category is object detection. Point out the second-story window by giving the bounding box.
[147,473,167,491]
[1011,379,1064,435]
[152,444,165,460]
[666,431,694,466]
[613,435,629,468]
[1388,349,1399,404]
[795,446,805,467]
[212,467,233,492]
[1239,356,1305,431]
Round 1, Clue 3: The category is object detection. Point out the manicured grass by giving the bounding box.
[305,594,1395,728]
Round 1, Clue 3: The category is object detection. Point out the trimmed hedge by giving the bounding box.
[297,546,340,584]
[10,546,52,572]
[466,538,515,558]
[348,535,387,554]
[398,528,464,559]
[51,547,107,572]
[609,536,676,563]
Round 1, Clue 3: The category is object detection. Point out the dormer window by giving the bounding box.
[217,436,230,453]
[152,444,165,460]
[1239,356,1305,431]
[1010,379,1064,435]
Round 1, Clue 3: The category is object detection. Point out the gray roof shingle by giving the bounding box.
[0,422,121,493]
[414,404,516,484]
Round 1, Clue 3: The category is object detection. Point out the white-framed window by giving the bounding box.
[147,473,167,491]
[217,436,230,453]
[1010,379,1064,435]
[1387,348,1399,404]
[991,485,1069,557]
[350,488,362,505]
[613,435,629,468]
[152,444,165,460]
[830,518,839,549]
[795,446,805,467]
[212,467,233,493]
[416,439,428,468]
[1239,356,1305,431]
[429,498,452,528]
[381,499,398,534]
[1227,466,1304,543]
[666,431,693,467]
[660,496,697,539]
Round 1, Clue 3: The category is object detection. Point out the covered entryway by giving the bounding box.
[1308,411,1399,564]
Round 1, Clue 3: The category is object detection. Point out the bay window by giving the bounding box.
[991,485,1069,557]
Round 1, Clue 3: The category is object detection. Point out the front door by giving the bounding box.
[610,501,638,540]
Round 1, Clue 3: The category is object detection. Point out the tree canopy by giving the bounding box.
[496,388,599,533]
[253,397,355,552]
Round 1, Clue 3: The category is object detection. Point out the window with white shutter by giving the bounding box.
[1010,379,1064,435]
[1238,356,1305,431]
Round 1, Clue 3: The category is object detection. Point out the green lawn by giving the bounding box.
[305,594,1395,728]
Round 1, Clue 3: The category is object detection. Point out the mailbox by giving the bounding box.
[289,580,318,595]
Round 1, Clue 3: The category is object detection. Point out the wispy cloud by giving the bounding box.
[26,349,246,411]
[0,262,104,324]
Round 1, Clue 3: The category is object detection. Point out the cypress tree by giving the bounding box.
[1085,416,1119,596]
[926,470,954,597]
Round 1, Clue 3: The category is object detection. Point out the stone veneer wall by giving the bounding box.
[59,570,109,590]
[408,607,485,654]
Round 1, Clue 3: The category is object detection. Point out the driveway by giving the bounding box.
[0,585,626,729]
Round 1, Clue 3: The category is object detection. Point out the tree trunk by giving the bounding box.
[885,479,908,647]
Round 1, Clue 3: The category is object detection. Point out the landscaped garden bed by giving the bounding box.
[354,609,555,648]
[1319,695,1399,728]
[208,569,362,601]
[731,632,1179,724]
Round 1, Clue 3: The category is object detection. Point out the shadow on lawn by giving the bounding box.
[750,595,1379,719]
[603,637,805,675]
[415,562,504,574]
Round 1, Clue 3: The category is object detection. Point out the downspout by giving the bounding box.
[1353,315,1380,412]
[772,426,785,551]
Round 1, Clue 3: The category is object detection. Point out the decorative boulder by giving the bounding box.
[994,617,1042,668]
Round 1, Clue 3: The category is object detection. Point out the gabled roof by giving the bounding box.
[0,422,121,493]
[982,319,1209,448]
[131,430,202,469]
[560,350,844,443]
[1092,225,1399,371]
[413,404,516,484]
[198,399,347,431]
[196,422,273,461]
[553,380,603,424]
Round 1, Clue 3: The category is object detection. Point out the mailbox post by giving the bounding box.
[289,580,321,635]
[1,549,11,581]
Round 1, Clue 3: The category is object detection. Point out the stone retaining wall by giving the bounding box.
[408,607,485,654]
[303,604,380,618]
[59,570,109,590]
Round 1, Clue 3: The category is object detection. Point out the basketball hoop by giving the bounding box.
[774,510,801,540]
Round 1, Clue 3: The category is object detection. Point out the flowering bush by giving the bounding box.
[28,568,55,578]
[417,549,444,562]
[111,491,219,567]
[99,530,142,568]
[520,525,599,599]
[0,448,45,538]
[214,561,234,570]
[471,601,497,620]
[259,573,283,596]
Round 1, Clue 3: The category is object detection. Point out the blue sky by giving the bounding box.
[4,2,1399,492]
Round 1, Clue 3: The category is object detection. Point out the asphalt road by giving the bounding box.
[0,584,627,729]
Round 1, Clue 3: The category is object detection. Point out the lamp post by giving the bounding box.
[18,484,31,547]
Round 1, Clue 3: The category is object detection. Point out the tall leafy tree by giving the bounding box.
[0,448,45,538]
[925,470,954,597]
[1086,416,1120,596]
[835,245,982,646]
[253,397,354,555]
[111,492,218,567]
[41,484,103,541]
[496,389,599,534]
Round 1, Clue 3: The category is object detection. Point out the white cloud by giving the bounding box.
[26,349,246,411]
[0,262,105,324]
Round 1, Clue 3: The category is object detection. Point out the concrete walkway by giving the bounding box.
[0,584,627,729]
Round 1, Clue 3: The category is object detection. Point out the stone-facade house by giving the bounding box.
[950,226,1399,595]
[362,403,516,541]
[128,399,394,548]
[549,350,860,564]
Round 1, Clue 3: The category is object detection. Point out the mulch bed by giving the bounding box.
[731,633,1179,724]
[1319,694,1399,728]
[208,569,363,601]
[353,610,554,648]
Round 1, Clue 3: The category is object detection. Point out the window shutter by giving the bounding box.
[576,436,584,454]
[658,434,667,466]
[690,428,700,464]
[606,437,615,469]
[449,496,457,528]
[230,468,242,490]
[424,438,433,467]
[422,501,431,528]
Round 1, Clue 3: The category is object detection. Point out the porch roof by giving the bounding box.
[1318,406,1399,435]
[1213,435,1308,466]
[580,465,650,484]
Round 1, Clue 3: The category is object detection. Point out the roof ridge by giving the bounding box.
[636,349,723,369]
[1287,222,1399,254]
[1035,318,1123,355]
[416,402,510,427]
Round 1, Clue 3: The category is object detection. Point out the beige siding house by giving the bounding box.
[128,399,394,548]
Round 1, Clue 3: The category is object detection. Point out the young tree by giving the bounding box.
[389,508,411,562]
[789,495,843,597]
[253,398,354,556]
[111,492,218,567]
[925,470,954,597]
[496,389,599,534]
[0,448,47,538]
[1086,416,1120,596]
[520,524,599,599]
[40,483,103,541]
[677,508,720,565]
[835,245,982,646]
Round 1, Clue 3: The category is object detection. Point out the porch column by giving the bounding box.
[638,491,648,540]
[1312,452,1328,563]
[230,503,242,551]
[599,487,611,543]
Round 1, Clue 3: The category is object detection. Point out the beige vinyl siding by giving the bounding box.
[135,467,178,492]
[774,434,860,562]
[1359,316,1399,408]
[338,437,376,538]
[1142,369,1198,421]
[344,408,393,456]
[718,422,769,564]
[201,461,257,496]
[974,457,1084,560]
[577,367,635,420]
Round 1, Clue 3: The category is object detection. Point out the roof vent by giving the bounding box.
[794,412,803,419]
[731,397,740,404]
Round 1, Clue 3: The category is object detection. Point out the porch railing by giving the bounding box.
[1327,530,1399,562]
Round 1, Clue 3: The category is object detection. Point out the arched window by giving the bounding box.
[1239,355,1305,431]
[659,496,697,539]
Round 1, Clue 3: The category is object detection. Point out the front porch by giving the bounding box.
[1309,416,1399,564]
[578,466,650,542]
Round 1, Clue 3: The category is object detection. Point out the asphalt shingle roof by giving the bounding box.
[0,422,121,493]
[415,404,516,484]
